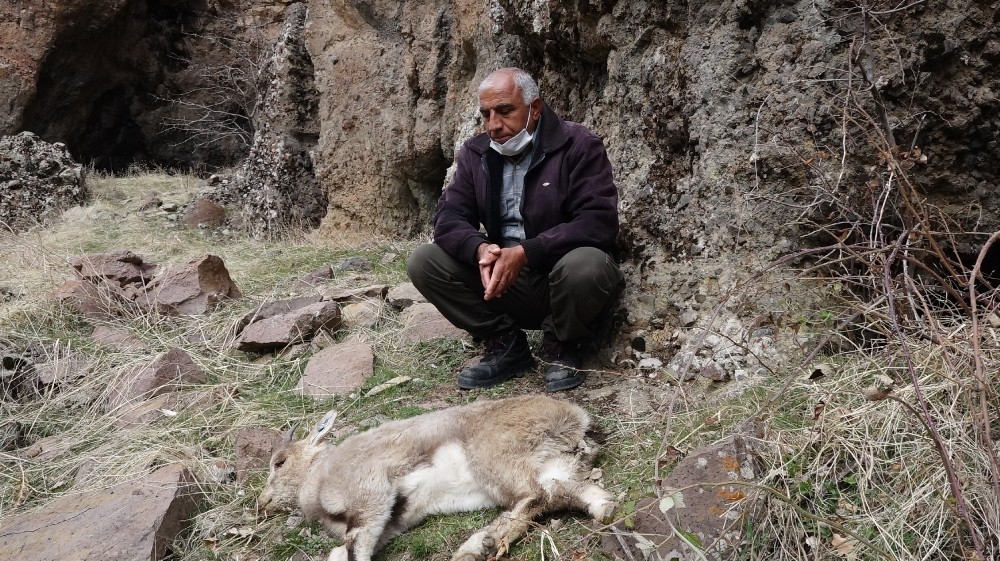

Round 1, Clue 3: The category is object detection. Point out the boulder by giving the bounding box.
[0,463,199,561]
[0,131,86,232]
[293,265,333,290]
[602,436,757,560]
[318,284,389,302]
[56,278,117,320]
[151,254,242,315]
[115,389,217,429]
[90,326,146,351]
[34,354,88,386]
[296,341,374,397]
[236,300,342,352]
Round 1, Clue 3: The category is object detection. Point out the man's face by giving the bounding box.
[478,73,540,144]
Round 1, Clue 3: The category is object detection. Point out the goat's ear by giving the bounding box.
[310,410,338,446]
[282,421,300,443]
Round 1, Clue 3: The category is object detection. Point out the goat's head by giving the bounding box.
[257,410,338,515]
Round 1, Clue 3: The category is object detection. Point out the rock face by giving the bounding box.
[226,2,325,236]
[0,131,85,231]
[0,0,284,170]
[4,1,1000,333]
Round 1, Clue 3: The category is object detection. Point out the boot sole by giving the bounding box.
[457,357,536,389]
[544,371,586,392]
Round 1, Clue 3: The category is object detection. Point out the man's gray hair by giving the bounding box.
[480,67,540,104]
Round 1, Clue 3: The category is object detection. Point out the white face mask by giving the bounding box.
[490,109,534,157]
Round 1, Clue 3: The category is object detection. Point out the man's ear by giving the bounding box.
[530,97,542,120]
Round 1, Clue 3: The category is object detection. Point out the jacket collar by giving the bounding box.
[469,101,567,156]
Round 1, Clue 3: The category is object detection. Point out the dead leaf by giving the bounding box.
[812,399,826,422]
[831,533,856,557]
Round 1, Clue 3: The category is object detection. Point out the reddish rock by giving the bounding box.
[106,347,206,411]
[115,389,216,429]
[151,254,242,315]
[71,248,157,287]
[35,354,88,386]
[181,197,226,227]
[56,278,114,320]
[294,265,333,290]
[0,463,199,561]
[234,428,283,483]
[296,341,374,397]
[398,302,467,344]
[236,300,341,352]
[91,326,145,351]
[231,294,322,337]
[318,284,389,302]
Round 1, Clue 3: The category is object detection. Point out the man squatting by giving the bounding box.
[408,67,623,392]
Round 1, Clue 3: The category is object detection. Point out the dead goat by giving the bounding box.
[257,394,617,561]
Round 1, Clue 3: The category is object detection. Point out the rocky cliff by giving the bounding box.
[2,0,998,329]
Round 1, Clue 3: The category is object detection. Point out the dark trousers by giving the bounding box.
[407,244,624,342]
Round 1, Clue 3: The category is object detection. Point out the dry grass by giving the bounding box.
[2,168,998,561]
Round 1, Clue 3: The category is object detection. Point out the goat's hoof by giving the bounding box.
[496,538,511,557]
[454,554,481,561]
[595,501,618,525]
[481,536,496,550]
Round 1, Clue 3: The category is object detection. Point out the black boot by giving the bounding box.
[457,329,535,389]
[541,333,584,392]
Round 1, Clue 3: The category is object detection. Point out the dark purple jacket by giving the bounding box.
[433,102,619,270]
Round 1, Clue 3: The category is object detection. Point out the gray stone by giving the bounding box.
[386,282,426,309]
[0,132,86,233]
[296,341,374,397]
[0,463,199,561]
[337,256,373,272]
[341,300,382,330]
[602,436,756,560]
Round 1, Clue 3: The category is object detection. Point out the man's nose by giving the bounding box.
[486,111,502,132]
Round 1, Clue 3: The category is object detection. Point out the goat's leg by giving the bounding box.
[329,507,395,561]
[546,479,617,524]
[452,496,548,561]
